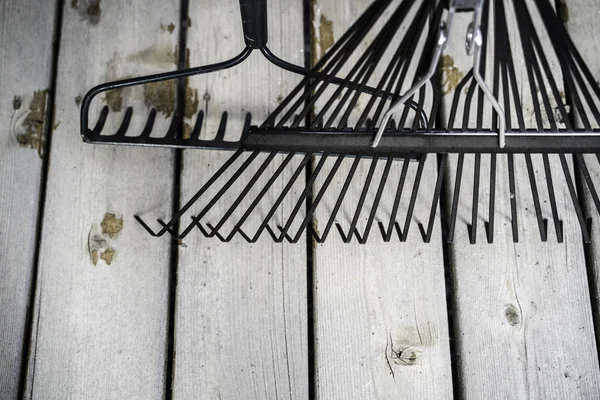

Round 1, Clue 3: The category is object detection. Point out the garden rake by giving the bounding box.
[81,0,600,244]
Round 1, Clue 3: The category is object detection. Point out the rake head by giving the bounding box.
[82,0,600,244]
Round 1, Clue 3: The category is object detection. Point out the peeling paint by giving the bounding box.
[14,90,48,157]
[440,55,464,95]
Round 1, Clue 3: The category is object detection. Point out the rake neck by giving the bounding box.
[239,0,268,48]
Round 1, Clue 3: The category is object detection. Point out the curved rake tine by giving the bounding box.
[400,154,427,242]
[468,153,481,245]
[206,152,277,236]
[179,151,260,237]
[81,46,253,140]
[134,148,244,236]
[447,154,464,243]
[307,224,325,243]
[577,154,600,218]
[236,228,258,243]
[338,156,379,243]
[157,218,179,238]
[273,155,330,242]
[88,106,109,138]
[286,155,345,244]
[214,112,228,142]
[265,225,285,243]
[189,110,204,140]
[560,153,591,243]
[383,157,410,241]
[114,107,133,137]
[164,111,180,139]
[524,154,548,242]
[140,109,157,137]
[135,215,164,237]
[542,154,563,243]
[358,156,393,244]
[249,153,312,242]
[205,223,229,242]
[485,153,497,244]
[224,152,296,242]
[419,154,447,243]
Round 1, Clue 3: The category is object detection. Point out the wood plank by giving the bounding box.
[23,1,180,398]
[172,0,308,398]
[441,1,600,398]
[564,0,600,346]
[0,1,57,398]
[311,1,453,398]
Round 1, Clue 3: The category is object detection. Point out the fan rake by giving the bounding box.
[81,0,600,244]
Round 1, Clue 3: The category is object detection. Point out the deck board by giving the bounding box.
[565,0,600,348]
[172,0,309,398]
[23,1,180,398]
[311,1,453,398]
[0,1,57,398]
[441,1,600,398]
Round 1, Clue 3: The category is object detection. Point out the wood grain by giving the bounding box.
[441,1,600,398]
[565,0,600,348]
[0,1,57,398]
[23,1,180,398]
[311,1,453,398]
[172,0,308,398]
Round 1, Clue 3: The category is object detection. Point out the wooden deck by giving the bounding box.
[1,0,600,398]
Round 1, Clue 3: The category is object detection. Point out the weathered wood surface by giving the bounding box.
[311,1,453,398]
[23,1,180,398]
[0,1,57,398]
[172,0,309,398]
[441,1,600,398]
[566,0,600,346]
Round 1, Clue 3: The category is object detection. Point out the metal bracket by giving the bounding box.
[372,0,506,149]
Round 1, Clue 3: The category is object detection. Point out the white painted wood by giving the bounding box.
[23,1,180,398]
[565,0,600,341]
[311,1,453,398]
[0,1,56,398]
[441,1,600,398]
[172,0,308,398]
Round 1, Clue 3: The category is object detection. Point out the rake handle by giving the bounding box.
[239,0,268,48]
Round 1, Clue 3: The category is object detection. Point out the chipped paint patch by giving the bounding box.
[311,5,335,66]
[89,214,123,266]
[12,90,48,157]
[103,89,123,112]
[440,55,464,95]
[160,23,176,34]
[101,213,123,238]
[100,248,116,265]
[72,0,102,25]
[144,80,176,117]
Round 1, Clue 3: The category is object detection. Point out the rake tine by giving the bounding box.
[400,154,427,242]
[206,152,277,236]
[214,112,228,142]
[157,218,180,238]
[307,224,325,243]
[507,153,519,242]
[524,154,548,242]
[226,152,296,242]
[338,156,378,243]
[419,154,446,243]
[205,223,229,242]
[485,153,497,244]
[360,156,393,243]
[91,106,109,136]
[274,154,330,242]
[576,153,600,218]
[542,154,563,243]
[114,107,133,137]
[447,153,464,243]
[177,150,257,237]
[140,109,157,137]
[319,156,361,242]
[559,153,591,243]
[236,228,258,243]
[382,156,410,241]
[189,110,204,140]
[164,111,180,139]
[134,215,163,237]
[468,153,481,244]
[288,155,345,243]
[250,153,312,241]
[265,225,285,243]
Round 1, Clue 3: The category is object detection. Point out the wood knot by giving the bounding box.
[505,304,521,326]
